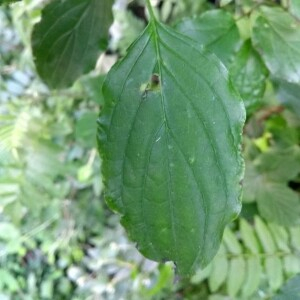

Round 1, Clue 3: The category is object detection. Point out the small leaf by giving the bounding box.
[290,227,300,251]
[32,0,113,88]
[273,275,300,300]
[252,6,300,83]
[223,227,243,255]
[175,10,240,65]
[254,216,276,253]
[98,18,245,275]
[230,40,268,114]
[191,264,213,284]
[227,257,246,297]
[265,256,283,291]
[240,218,260,254]
[242,256,261,297]
[220,0,233,7]
[257,183,300,226]
[209,245,228,292]
[283,254,300,277]
[268,223,290,253]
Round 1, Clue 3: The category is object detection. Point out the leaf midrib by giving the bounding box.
[149,20,178,260]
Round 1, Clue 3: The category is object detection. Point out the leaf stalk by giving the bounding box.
[145,0,156,22]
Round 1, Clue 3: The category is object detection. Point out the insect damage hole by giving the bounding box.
[140,73,161,99]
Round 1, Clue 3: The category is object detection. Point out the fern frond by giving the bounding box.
[192,217,300,299]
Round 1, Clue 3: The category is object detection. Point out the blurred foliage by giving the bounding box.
[0,0,300,299]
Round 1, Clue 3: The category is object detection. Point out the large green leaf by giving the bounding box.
[230,40,268,114]
[175,10,240,66]
[98,17,245,275]
[32,0,113,89]
[252,6,300,83]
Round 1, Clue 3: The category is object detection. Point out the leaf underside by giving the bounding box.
[98,21,245,275]
[32,0,113,89]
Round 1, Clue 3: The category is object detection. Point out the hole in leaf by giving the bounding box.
[140,74,161,98]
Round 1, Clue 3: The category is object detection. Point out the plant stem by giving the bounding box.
[145,0,156,22]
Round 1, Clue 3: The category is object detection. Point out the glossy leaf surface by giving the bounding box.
[175,10,240,65]
[98,19,245,275]
[32,0,113,88]
[252,6,300,83]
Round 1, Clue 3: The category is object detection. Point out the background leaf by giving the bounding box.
[276,80,300,117]
[252,6,300,83]
[0,0,21,4]
[257,183,300,226]
[230,40,268,114]
[289,0,300,20]
[32,0,113,88]
[175,10,240,65]
[273,275,300,299]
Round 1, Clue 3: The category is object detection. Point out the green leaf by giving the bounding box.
[32,0,113,88]
[0,0,20,4]
[209,245,228,292]
[240,218,260,254]
[227,257,246,297]
[284,255,300,277]
[242,256,261,297]
[255,146,300,182]
[230,40,268,114]
[290,0,300,20]
[175,10,240,65]
[265,256,283,291]
[191,263,212,284]
[257,183,300,226]
[252,6,300,83]
[220,0,233,7]
[75,112,98,147]
[290,227,300,251]
[276,80,300,117]
[0,269,19,292]
[0,223,20,240]
[242,163,261,203]
[98,17,245,275]
[223,227,243,255]
[268,223,290,253]
[254,216,276,253]
[273,275,300,300]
